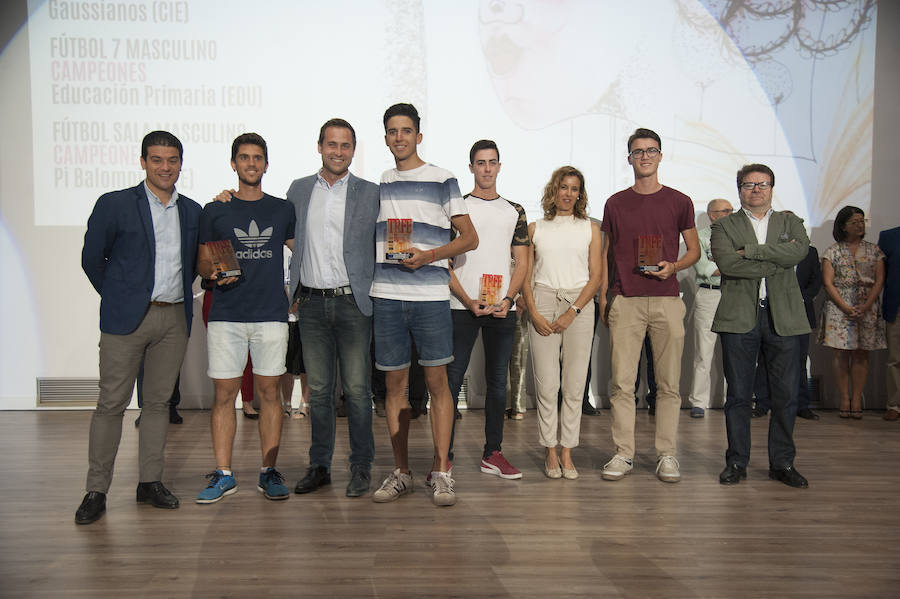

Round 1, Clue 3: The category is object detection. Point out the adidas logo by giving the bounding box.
[233,220,274,259]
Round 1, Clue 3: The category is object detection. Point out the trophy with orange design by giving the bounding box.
[479,274,504,309]
[637,234,663,273]
[386,218,413,262]
[206,240,242,279]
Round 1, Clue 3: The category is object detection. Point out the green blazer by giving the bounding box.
[710,209,811,336]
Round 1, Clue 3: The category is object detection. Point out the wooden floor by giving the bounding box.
[0,408,898,598]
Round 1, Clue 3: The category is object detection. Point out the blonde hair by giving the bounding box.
[541,166,588,220]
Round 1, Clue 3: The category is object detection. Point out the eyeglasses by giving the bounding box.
[628,148,661,159]
[739,181,772,191]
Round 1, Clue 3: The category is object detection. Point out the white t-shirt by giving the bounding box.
[370,163,467,301]
[450,194,528,311]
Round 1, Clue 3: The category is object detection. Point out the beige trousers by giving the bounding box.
[608,296,685,459]
[529,284,595,448]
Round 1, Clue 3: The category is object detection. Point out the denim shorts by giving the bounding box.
[373,298,453,370]
[207,321,288,379]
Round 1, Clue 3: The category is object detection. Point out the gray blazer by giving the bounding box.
[710,209,811,336]
[286,172,380,316]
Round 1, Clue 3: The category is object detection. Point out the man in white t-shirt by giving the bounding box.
[446,140,529,480]
[370,103,478,507]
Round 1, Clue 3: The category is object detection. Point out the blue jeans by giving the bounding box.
[373,298,453,369]
[447,310,517,460]
[298,293,374,470]
[720,306,798,469]
[754,333,811,412]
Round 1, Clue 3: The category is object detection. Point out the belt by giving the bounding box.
[150,300,183,307]
[299,285,353,298]
[758,297,769,309]
[698,283,720,290]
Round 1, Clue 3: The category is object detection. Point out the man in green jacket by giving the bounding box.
[711,164,810,488]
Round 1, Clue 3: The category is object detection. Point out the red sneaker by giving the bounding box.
[480,451,522,480]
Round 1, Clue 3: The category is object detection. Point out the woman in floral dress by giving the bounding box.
[819,206,886,419]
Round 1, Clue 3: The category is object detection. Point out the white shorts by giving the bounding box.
[207,321,288,379]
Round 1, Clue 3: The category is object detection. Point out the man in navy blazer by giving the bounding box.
[288,119,380,498]
[879,226,900,421]
[75,131,201,524]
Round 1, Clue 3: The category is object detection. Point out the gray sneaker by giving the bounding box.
[601,455,633,481]
[656,455,681,483]
[372,468,413,503]
[430,471,457,507]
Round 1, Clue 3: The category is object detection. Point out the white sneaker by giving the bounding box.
[656,455,681,483]
[425,464,452,489]
[601,455,634,481]
[430,471,457,507]
[372,468,413,503]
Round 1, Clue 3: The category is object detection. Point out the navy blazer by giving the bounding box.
[796,246,822,328]
[82,183,201,335]
[286,172,380,316]
[879,226,900,323]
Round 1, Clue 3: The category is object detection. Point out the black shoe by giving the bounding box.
[346,465,371,497]
[169,406,183,424]
[797,408,819,421]
[752,406,769,418]
[136,481,180,509]
[75,491,106,525]
[582,404,600,416]
[134,414,141,428]
[768,466,808,488]
[455,410,463,420]
[294,466,331,494]
[374,400,386,418]
[718,464,747,485]
[242,409,259,420]
[410,404,425,419]
[647,404,656,416]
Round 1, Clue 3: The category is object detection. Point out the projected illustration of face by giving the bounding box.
[318,126,355,181]
[478,0,640,129]
[141,145,182,196]
[384,116,421,163]
[231,144,267,187]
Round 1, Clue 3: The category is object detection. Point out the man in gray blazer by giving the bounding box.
[711,163,810,488]
[289,119,380,497]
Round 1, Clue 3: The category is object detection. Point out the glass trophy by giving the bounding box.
[637,234,663,272]
[479,274,503,308]
[207,240,242,279]
[386,218,413,262]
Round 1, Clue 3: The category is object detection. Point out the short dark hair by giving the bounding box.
[231,132,268,162]
[142,131,182,160]
[469,139,499,165]
[318,118,356,147]
[833,205,865,242]
[627,128,661,153]
[736,163,775,190]
[383,103,421,133]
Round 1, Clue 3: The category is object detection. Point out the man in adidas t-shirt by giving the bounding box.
[195,133,296,504]
[446,139,529,480]
[370,103,478,507]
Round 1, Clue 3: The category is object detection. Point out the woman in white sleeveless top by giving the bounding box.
[522,166,602,479]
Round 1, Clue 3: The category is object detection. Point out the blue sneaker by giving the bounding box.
[690,407,705,419]
[196,470,237,504]
[258,467,290,500]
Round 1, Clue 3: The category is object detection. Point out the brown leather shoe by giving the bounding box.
[884,409,899,421]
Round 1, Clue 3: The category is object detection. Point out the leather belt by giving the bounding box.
[758,298,769,309]
[299,285,353,298]
[698,283,720,290]
[150,300,183,307]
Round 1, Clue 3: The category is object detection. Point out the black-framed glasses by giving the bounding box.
[628,148,661,159]
[739,181,772,191]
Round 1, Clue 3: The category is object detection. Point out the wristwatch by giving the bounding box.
[571,304,582,314]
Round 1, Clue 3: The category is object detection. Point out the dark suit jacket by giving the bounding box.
[878,226,900,323]
[796,246,822,328]
[710,209,810,336]
[286,172,380,316]
[82,183,201,335]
